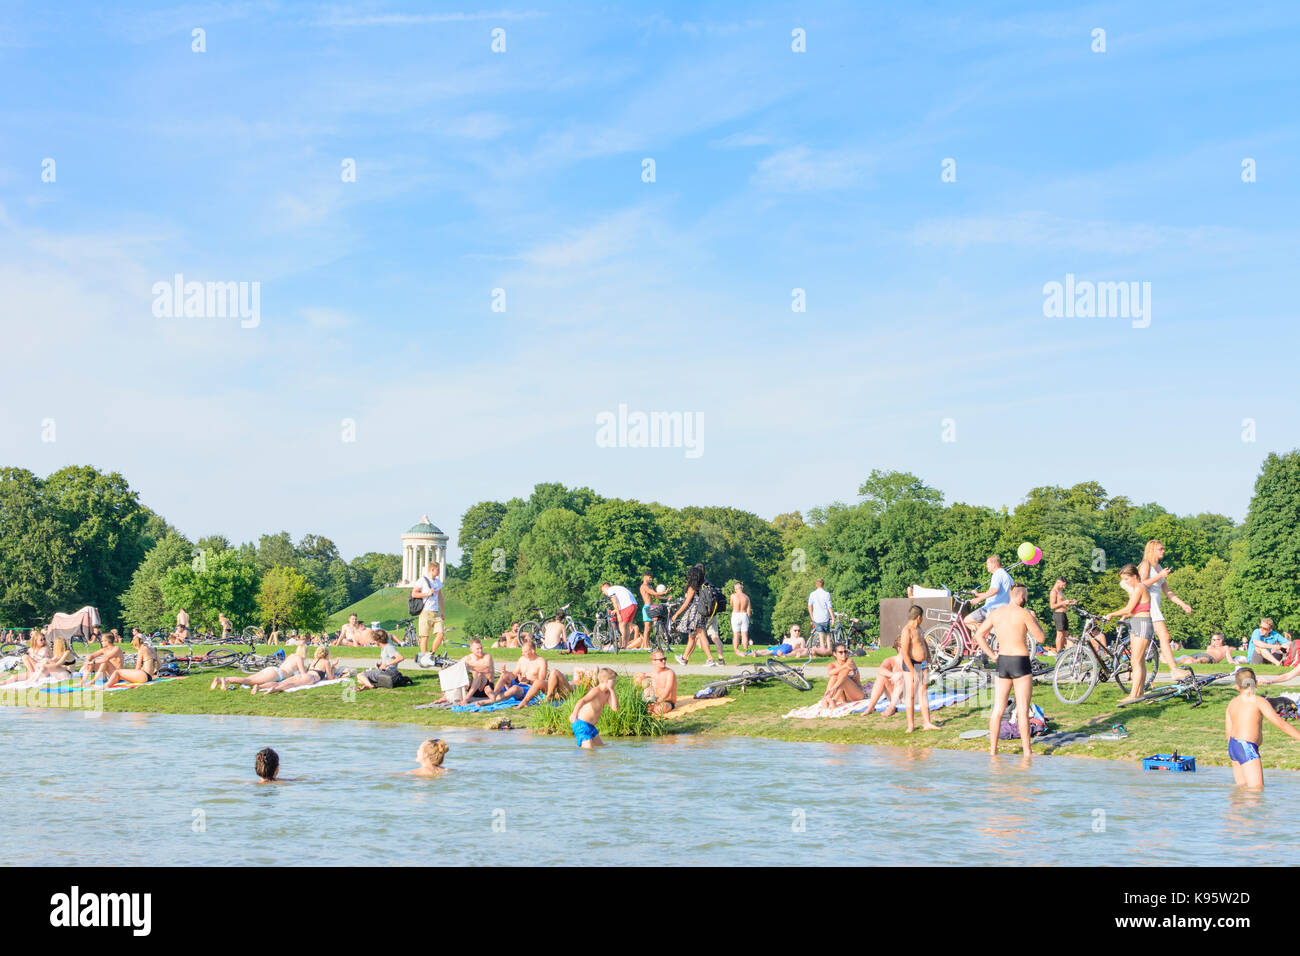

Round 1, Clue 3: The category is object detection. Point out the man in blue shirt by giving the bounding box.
[411,560,445,655]
[1248,618,1292,666]
[963,555,1014,631]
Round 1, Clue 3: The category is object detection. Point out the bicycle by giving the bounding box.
[696,651,813,697]
[1116,664,1230,709]
[830,613,877,655]
[240,649,288,673]
[643,600,682,656]
[590,606,620,653]
[519,605,579,648]
[393,619,420,647]
[1051,611,1160,704]
[922,589,995,667]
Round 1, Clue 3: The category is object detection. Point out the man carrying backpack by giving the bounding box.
[672,563,726,667]
[411,560,445,656]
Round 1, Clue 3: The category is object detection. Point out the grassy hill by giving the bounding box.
[327,587,469,634]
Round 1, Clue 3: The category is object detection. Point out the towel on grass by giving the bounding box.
[662,697,735,719]
[38,677,185,694]
[0,675,68,691]
[450,696,553,713]
[782,690,972,720]
[281,677,349,693]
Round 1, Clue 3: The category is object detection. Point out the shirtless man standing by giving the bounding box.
[638,573,671,645]
[173,608,190,644]
[729,583,752,656]
[634,651,678,714]
[1048,577,1075,653]
[896,606,938,732]
[218,613,234,642]
[973,584,1045,758]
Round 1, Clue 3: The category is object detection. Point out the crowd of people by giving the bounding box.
[5,541,1299,779]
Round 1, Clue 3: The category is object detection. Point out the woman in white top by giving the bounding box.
[1138,540,1192,677]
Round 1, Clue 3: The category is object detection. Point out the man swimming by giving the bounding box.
[974,583,1044,758]
[570,667,618,748]
[1225,667,1300,789]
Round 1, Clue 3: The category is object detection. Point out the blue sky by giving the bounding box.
[2,1,1298,560]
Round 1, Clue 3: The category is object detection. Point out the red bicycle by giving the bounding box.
[922,589,994,667]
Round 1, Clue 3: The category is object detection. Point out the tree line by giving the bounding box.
[4,453,1299,648]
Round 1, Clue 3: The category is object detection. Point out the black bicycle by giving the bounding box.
[646,600,682,656]
[696,651,813,697]
[830,614,877,655]
[1117,664,1231,709]
[1052,611,1159,704]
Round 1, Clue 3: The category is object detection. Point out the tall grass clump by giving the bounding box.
[525,675,662,738]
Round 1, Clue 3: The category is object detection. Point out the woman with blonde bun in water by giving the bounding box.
[409,739,450,776]
[1138,540,1193,678]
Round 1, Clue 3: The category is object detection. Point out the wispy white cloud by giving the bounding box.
[752,146,871,191]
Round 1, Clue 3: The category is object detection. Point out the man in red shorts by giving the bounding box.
[601,582,640,650]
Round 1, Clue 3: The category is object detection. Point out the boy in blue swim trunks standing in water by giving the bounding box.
[571,667,618,748]
[1225,667,1300,789]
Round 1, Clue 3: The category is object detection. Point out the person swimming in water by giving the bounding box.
[408,738,450,777]
[570,667,618,749]
[1225,667,1300,789]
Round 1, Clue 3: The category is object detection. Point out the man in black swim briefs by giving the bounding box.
[973,583,1045,758]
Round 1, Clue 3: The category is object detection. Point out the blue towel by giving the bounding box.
[450,696,553,713]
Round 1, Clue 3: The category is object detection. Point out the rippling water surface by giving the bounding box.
[4,708,1292,865]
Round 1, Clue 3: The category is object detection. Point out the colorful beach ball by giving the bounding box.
[1017,541,1035,562]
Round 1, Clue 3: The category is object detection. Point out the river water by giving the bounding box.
[3,708,1290,865]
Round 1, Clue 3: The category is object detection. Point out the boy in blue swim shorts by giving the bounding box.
[570,667,618,749]
[1225,667,1300,789]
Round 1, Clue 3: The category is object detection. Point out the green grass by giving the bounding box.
[12,646,1299,771]
[526,676,661,738]
[325,587,470,634]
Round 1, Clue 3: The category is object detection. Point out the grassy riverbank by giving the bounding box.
[9,645,1298,771]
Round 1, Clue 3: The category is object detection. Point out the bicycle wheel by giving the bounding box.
[1116,683,1182,708]
[764,659,812,691]
[1052,643,1100,705]
[203,650,239,669]
[1114,639,1160,695]
[241,626,264,645]
[518,622,540,646]
[923,623,963,668]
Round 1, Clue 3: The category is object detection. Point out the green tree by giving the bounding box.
[120,532,193,631]
[159,550,260,630]
[458,501,508,574]
[1226,451,1300,633]
[857,470,943,515]
[256,565,326,632]
[1164,558,1230,649]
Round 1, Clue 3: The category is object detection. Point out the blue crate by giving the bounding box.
[1142,753,1196,772]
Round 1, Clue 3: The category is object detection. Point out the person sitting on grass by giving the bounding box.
[634,651,678,714]
[491,622,522,649]
[483,636,550,707]
[1176,632,1234,666]
[456,638,496,699]
[862,655,910,717]
[1246,619,1292,667]
[570,667,618,749]
[542,667,574,702]
[255,748,280,783]
[408,738,450,777]
[1226,667,1300,789]
[32,637,77,682]
[356,632,404,691]
[93,634,159,689]
[78,631,124,687]
[212,645,307,691]
[821,642,865,707]
[257,647,341,694]
[1,630,51,686]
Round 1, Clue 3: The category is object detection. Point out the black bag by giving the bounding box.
[372,667,413,689]
[408,597,424,616]
[1267,697,1298,719]
[697,581,725,617]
